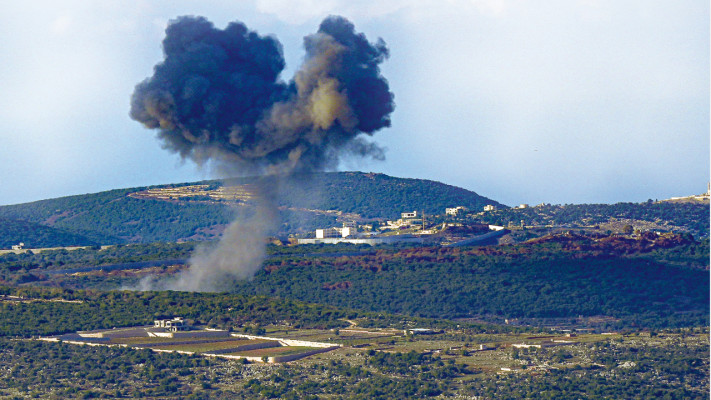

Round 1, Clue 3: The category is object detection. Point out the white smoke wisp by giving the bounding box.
[132,201,276,292]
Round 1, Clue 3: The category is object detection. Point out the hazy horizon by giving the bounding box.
[1,1,708,207]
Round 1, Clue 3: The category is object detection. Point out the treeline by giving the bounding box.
[0,188,235,245]
[0,338,226,399]
[0,217,98,248]
[0,286,501,338]
[229,239,710,329]
[0,172,500,246]
[255,171,502,219]
[0,242,195,271]
[0,287,350,337]
[1,237,707,330]
[466,337,709,399]
[478,202,710,238]
[0,241,377,284]
[0,330,706,399]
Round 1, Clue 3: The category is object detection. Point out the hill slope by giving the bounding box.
[227,236,709,329]
[5,233,706,330]
[0,218,99,249]
[478,202,709,239]
[0,172,501,246]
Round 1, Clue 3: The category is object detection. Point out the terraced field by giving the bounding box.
[151,339,274,353]
[227,346,315,357]
[53,328,336,363]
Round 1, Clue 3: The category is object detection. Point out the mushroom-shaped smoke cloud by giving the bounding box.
[130,15,394,175]
[129,15,394,291]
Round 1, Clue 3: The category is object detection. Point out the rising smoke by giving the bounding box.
[130,15,394,291]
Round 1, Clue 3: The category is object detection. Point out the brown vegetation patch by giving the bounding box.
[322,281,352,291]
[525,231,693,255]
[43,210,72,226]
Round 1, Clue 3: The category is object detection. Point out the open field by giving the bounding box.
[51,327,337,363]
[2,327,706,399]
[109,336,233,345]
[228,346,316,357]
[5,305,705,400]
[151,339,272,353]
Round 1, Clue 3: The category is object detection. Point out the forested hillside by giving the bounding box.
[1,171,707,247]
[478,202,709,239]
[5,234,706,330]
[0,218,99,249]
[0,191,234,245]
[0,172,500,246]
[1,286,705,399]
[227,236,709,329]
[257,172,503,219]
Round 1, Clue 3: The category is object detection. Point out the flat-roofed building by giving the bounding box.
[154,317,189,332]
[316,228,340,239]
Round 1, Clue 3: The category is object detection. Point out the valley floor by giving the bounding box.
[0,326,707,399]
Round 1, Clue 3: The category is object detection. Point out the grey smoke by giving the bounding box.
[134,203,274,292]
[130,15,394,175]
[129,15,394,291]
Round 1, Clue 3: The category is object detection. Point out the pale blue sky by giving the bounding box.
[1,0,708,206]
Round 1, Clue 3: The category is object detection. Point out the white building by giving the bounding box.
[341,221,357,237]
[154,317,189,332]
[401,211,418,219]
[316,228,341,239]
[316,222,358,239]
[446,206,467,216]
[483,205,497,212]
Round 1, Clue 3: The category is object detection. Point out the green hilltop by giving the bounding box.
[0,172,502,247]
[1,171,707,248]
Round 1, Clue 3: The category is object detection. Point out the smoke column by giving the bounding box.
[130,15,394,291]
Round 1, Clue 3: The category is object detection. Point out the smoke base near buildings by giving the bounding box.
[130,15,394,291]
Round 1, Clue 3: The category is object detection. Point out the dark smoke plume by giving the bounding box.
[130,15,394,174]
[129,16,394,291]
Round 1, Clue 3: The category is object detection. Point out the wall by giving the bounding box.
[231,333,340,349]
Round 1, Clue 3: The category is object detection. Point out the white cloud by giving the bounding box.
[50,14,73,34]
[466,0,508,15]
[256,0,340,23]
[0,0,706,205]
[255,0,511,23]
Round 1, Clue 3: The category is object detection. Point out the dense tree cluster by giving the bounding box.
[0,237,707,331]
[0,172,499,246]
[244,351,468,399]
[0,338,227,399]
[3,330,704,399]
[0,285,495,338]
[0,217,98,249]
[466,336,709,399]
[0,287,357,337]
[478,202,709,238]
[227,239,710,329]
[0,186,234,244]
